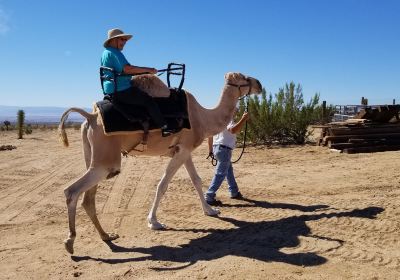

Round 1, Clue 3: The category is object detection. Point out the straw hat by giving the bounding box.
[103,28,133,47]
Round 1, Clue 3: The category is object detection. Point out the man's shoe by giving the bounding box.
[230,192,243,200]
[161,130,173,137]
[161,125,179,137]
[206,199,223,206]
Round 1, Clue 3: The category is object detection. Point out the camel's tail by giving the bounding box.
[58,107,95,147]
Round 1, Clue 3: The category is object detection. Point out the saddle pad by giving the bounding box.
[96,88,191,134]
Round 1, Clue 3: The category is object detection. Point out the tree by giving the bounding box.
[17,110,25,139]
[240,82,324,145]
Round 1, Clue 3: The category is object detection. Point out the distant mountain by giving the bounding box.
[0,105,90,123]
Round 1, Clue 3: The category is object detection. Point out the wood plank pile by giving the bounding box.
[316,105,400,154]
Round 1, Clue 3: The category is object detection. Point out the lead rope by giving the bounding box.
[231,95,249,164]
[206,93,250,166]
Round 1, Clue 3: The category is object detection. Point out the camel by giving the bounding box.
[58,72,262,254]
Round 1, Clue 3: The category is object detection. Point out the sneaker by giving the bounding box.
[161,130,173,137]
[230,192,243,200]
[161,125,178,137]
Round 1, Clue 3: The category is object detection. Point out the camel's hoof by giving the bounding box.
[205,207,220,216]
[101,232,119,241]
[64,239,74,254]
[148,221,166,230]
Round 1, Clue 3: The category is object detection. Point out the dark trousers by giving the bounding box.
[112,85,166,127]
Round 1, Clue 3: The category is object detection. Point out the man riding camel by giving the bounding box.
[101,28,174,137]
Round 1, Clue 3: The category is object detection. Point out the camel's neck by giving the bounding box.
[194,85,239,137]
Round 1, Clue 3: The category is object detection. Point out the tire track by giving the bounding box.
[0,157,73,203]
[0,160,78,222]
[307,204,400,269]
[99,156,161,232]
[114,157,170,231]
[100,157,130,214]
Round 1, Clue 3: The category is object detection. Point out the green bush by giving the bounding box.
[3,120,11,131]
[25,124,33,134]
[238,82,327,145]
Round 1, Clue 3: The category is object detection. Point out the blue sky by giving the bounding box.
[0,0,399,108]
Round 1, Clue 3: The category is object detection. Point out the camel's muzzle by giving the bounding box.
[256,79,262,91]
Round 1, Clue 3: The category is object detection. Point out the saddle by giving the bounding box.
[96,88,191,135]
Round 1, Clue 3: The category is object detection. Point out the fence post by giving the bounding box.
[322,101,327,124]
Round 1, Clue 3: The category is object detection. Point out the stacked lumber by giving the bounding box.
[316,105,400,154]
[354,105,400,122]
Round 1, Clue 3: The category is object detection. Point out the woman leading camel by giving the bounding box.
[101,28,173,136]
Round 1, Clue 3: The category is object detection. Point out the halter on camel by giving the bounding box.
[206,77,253,166]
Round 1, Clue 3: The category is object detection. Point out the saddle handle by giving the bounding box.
[167,63,185,91]
[100,66,119,94]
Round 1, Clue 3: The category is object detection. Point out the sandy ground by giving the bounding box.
[0,128,400,280]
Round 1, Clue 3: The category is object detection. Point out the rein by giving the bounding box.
[231,95,249,164]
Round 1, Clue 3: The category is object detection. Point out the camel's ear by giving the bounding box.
[225,72,245,84]
[224,72,234,82]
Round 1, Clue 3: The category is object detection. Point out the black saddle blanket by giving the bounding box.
[97,89,191,134]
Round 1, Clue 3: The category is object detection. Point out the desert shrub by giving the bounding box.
[237,82,327,145]
[3,120,11,131]
[25,124,33,134]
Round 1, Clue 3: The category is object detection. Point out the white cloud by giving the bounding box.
[0,8,10,35]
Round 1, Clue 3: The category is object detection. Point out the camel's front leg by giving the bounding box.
[147,146,189,230]
[184,156,220,216]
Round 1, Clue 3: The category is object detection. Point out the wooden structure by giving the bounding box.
[316,105,400,154]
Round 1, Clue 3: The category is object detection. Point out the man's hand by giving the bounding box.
[230,112,250,134]
[149,68,158,74]
[242,112,250,121]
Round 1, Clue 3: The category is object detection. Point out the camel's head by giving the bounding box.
[224,72,263,98]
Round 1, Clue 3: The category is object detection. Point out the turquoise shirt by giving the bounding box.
[101,47,132,94]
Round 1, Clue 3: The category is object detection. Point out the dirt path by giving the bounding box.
[0,129,399,279]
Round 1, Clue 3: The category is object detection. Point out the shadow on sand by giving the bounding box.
[71,200,383,270]
[218,197,331,212]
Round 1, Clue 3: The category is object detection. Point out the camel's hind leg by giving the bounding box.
[184,156,220,216]
[147,145,190,230]
[64,167,108,254]
[81,188,119,241]
[80,123,119,242]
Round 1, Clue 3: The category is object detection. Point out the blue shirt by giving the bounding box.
[101,47,132,94]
